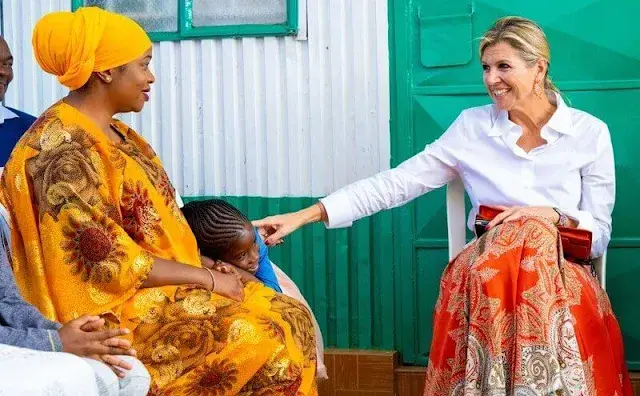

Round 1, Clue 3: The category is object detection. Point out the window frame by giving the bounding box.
[71,0,298,41]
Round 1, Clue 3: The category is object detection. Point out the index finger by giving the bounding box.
[80,318,106,332]
[103,337,133,350]
[90,344,135,357]
[91,327,130,341]
[69,315,101,328]
[101,355,134,371]
[234,290,245,302]
[264,229,287,246]
[251,218,271,227]
[487,208,516,229]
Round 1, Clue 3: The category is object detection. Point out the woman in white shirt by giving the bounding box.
[255,16,630,395]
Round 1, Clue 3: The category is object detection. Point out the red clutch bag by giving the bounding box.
[475,205,592,263]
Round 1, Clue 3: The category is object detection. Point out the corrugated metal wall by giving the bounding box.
[2,0,390,198]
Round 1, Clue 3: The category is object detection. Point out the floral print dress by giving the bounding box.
[1,101,317,395]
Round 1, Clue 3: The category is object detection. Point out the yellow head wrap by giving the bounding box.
[32,7,152,90]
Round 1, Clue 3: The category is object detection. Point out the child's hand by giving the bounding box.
[200,255,216,269]
[213,260,239,277]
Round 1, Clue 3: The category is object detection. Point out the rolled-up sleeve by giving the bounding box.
[320,112,467,228]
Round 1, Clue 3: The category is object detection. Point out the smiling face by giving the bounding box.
[218,224,260,273]
[106,48,155,113]
[481,41,547,111]
[0,37,13,102]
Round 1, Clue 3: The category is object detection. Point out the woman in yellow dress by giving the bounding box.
[1,7,316,395]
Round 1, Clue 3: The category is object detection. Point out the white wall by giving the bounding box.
[3,0,390,198]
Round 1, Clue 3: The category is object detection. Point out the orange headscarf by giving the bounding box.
[32,7,152,90]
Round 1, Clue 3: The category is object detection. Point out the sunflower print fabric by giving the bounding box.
[1,101,317,394]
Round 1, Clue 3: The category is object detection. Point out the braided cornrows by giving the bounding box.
[181,199,251,259]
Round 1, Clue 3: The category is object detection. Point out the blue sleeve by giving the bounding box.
[0,252,62,351]
[0,256,61,331]
[0,325,62,352]
[252,229,282,293]
[0,110,36,166]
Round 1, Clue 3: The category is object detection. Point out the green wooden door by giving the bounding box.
[389,0,640,366]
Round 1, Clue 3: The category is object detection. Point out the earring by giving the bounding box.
[105,76,112,82]
[534,83,543,99]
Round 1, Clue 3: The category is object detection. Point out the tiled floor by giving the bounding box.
[318,349,640,396]
[392,369,640,396]
[318,349,398,396]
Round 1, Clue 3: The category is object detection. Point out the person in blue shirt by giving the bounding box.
[182,199,282,292]
[0,35,36,167]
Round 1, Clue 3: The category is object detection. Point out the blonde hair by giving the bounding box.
[480,16,558,95]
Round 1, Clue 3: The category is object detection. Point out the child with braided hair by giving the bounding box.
[181,199,328,379]
[181,199,282,291]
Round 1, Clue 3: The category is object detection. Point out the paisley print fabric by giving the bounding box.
[423,217,631,395]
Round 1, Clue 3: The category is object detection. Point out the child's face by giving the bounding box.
[220,225,260,273]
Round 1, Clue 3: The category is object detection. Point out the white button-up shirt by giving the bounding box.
[321,94,615,257]
[0,105,18,125]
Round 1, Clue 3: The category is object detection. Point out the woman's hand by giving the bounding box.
[59,315,136,359]
[210,270,244,301]
[486,206,560,229]
[253,204,324,246]
[252,213,299,246]
[91,354,134,378]
[79,318,135,378]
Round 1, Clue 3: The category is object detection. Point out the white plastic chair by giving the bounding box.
[445,176,607,289]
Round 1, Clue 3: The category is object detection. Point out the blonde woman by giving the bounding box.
[256,16,631,395]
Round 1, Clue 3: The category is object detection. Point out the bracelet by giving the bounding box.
[553,207,569,227]
[316,201,328,222]
[203,267,216,292]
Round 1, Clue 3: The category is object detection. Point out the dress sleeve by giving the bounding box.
[3,125,154,324]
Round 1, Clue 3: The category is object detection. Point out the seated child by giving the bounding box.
[181,199,282,291]
[181,199,328,379]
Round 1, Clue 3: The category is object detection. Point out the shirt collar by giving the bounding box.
[489,92,574,137]
[0,105,19,125]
